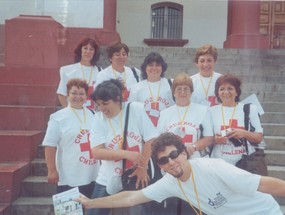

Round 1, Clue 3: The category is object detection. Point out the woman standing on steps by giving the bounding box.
[57,37,102,111]
[94,41,141,101]
[43,78,100,198]
[209,74,264,166]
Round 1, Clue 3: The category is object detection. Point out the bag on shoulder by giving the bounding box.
[235,103,268,176]
[121,166,140,190]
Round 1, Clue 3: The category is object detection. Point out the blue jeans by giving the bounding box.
[87,182,111,215]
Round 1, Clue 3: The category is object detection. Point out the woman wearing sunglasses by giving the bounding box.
[87,79,158,215]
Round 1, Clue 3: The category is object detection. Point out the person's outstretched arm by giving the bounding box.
[258,176,285,196]
[77,190,151,209]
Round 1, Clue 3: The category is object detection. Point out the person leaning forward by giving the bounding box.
[77,132,284,215]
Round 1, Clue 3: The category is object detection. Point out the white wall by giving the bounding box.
[0,0,104,28]
[116,0,228,48]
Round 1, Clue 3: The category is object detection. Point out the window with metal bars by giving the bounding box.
[151,3,183,39]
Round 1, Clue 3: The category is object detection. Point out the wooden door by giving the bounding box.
[260,1,285,49]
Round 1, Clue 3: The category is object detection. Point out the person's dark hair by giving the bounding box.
[194,44,218,63]
[140,52,168,80]
[106,42,129,61]
[152,132,189,162]
[74,37,100,66]
[91,79,124,104]
[215,74,242,103]
[67,78,89,95]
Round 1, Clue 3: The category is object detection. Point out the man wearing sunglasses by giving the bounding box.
[78,132,284,215]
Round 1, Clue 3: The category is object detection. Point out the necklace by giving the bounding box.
[177,164,202,215]
[199,74,213,99]
[108,110,123,149]
[70,107,86,130]
[221,104,237,130]
[147,80,161,110]
[176,104,190,128]
[112,66,126,83]
[80,63,93,85]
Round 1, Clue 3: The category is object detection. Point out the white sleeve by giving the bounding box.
[42,116,61,147]
[56,67,68,96]
[201,110,214,137]
[249,104,263,133]
[90,113,107,148]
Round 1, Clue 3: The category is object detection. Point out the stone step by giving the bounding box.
[0,105,56,130]
[0,67,59,85]
[241,91,285,103]
[0,130,44,162]
[0,162,30,204]
[21,176,56,197]
[11,197,54,215]
[268,165,285,180]
[266,150,285,166]
[242,82,285,93]
[261,102,285,113]
[262,124,285,136]
[31,159,47,177]
[0,84,58,106]
[261,112,285,124]
[265,136,285,151]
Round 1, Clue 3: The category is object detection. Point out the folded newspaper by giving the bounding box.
[52,187,83,215]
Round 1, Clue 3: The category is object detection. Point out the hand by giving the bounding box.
[185,143,196,156]
[75,194,92,209]
[227,128,245,139]
[129,166,149,189]
[47,169,59,184]
[124,151,145,167]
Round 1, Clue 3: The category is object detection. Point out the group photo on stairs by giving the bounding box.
[1,0,285,215]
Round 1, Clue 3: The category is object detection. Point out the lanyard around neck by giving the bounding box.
[176,104,190,127]
[70,107,86,130]
[80,63,93,85]
[112,66,126,83]
[199,74,213,99]
[177,164,202,215]
[108,110,123,149]
[221,104,237,130]
[147,80,161,105]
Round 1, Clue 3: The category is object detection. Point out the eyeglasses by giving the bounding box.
[175,87,191,93]
[157,150,181,165]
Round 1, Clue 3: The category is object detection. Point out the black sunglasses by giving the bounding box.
[157,150,181,165]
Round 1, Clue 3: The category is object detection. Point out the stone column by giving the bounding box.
[224,0,269,49]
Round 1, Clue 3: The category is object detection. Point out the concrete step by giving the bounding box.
[262,124,285,136]
[266,150,285,166]
[241,91,285,103]
[261,112,285,124]
[0,162,30,204]
[11,197,54,215]
[261,102,285,113]
[31,159,47,177]
[21,176,56,197]
[0,105,56,130]
[0,67,59,85]
[268,165,285,180]
[0,84,58,106]
[0,130,44,162]
[265,136,285,151]
[242,82,285,93]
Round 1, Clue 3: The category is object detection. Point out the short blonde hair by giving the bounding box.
[172,73,194,94]
[194,44,218,63]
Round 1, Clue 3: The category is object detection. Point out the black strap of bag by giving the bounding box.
[243,103,250,154]
[131,67,140,83]
[122,102,131,171]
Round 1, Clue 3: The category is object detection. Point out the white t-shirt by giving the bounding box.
[94,65,141,101]
[42,106,100,186]
[129,78,175,127]
[209,103,263,165]
[90,102,158,186]
[56,62,101,110]
[143,158,282,215]
[157,103,213,158]
[190,72,222,107]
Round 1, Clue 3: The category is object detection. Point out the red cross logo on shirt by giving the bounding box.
[115,141,140,169]
[146,102,160,127]
[80,133,94,159]
[181,127,193,143]
[208,96,218,106]
[86,85,96,110]
[220,119,244,131]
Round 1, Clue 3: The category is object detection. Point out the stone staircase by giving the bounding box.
[1,48,285,215]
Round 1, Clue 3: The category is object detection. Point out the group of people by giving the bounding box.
[42,37,285,215]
